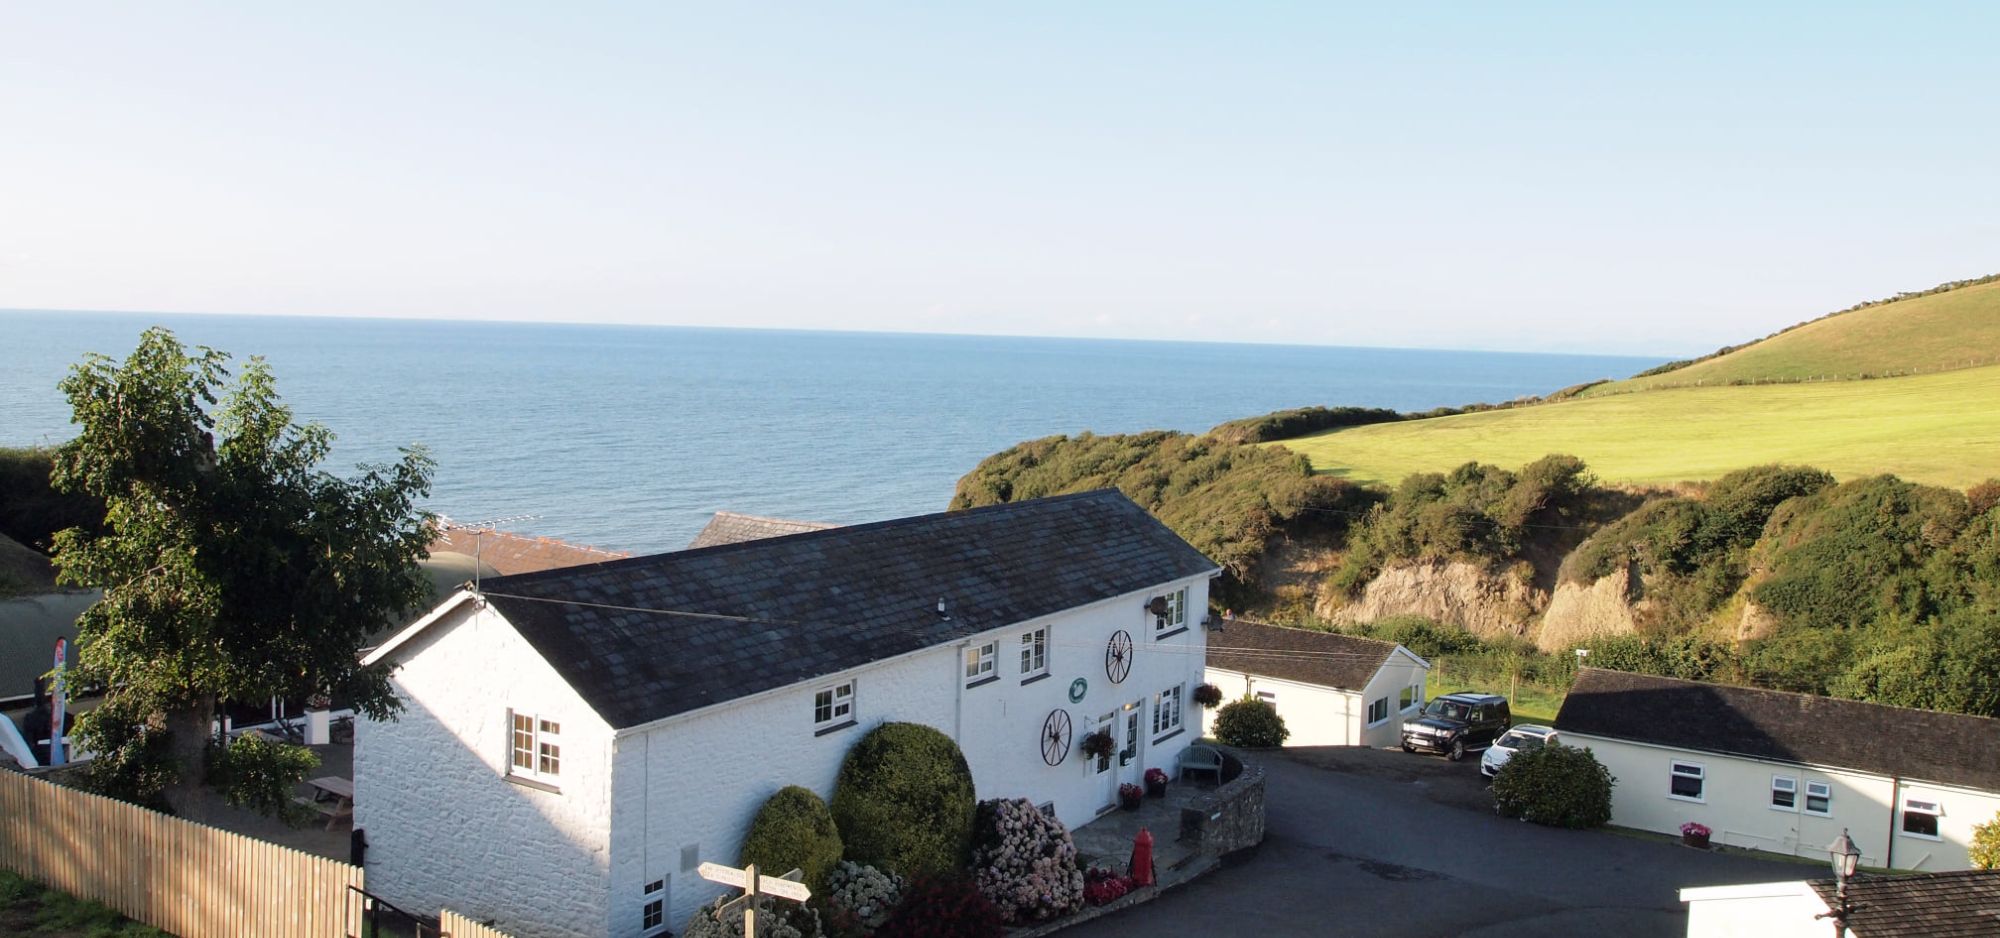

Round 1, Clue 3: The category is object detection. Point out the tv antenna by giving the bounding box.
[435,513,541,591]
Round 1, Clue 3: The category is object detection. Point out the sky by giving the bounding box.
[2,4,1996,356]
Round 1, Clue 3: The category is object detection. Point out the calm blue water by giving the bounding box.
[1,311,1664,554]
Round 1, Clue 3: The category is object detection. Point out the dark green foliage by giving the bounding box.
[1213,697,1289,748]
[71,698,178,811]
[1369,615,1485,659]
[203,731,323,824]
[1969,480,2000,518]
[831,723,976,879]
[740,786,844,896]
[1741,629,1854,696]
[1490,744,1615,829]
[1830,610,2000,716]
[1751,475,1970,632]
[950,430,1380,598]
[1573,635,1740,683]
[1333,455,1593,594]
[876,875,1003,938]
[1561,465,1834,585]
[1206,406,1405,445]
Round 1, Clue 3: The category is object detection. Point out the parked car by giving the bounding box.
[1480,724,1558,778]
[1400,692,1511,761]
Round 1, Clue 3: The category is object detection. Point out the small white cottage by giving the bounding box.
[355,490,1219,938]
[1202,618,1429,748]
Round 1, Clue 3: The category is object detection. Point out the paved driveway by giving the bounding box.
[1079,746,1812,937]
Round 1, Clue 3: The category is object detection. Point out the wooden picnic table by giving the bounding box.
[298,775,354,830]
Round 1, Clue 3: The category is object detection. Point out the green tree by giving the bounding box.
[49,328,434,813]
[1971,811,2000,870]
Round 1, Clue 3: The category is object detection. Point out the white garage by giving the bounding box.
[1203,618,1429,749]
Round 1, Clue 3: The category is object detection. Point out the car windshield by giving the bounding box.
[1423,701,1469,721]
[1500,731,1545,751]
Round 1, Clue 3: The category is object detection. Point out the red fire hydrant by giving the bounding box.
[1129,826,1156,886]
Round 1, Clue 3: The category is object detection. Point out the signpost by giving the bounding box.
[697,862,811,938]
[49,637,67,767]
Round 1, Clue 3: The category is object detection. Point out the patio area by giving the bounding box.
[183,736,355,863]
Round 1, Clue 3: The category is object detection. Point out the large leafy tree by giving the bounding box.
[49,328,434,815]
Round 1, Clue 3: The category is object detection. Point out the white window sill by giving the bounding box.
[1900,830,1943,842]
[1667,793,1705,804]
[506,773,561,794]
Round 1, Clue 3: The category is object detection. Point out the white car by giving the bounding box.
[1480,724,1558,779]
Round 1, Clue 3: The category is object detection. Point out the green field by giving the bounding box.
[1280,363,2000,489]
[1589,278,2000,396]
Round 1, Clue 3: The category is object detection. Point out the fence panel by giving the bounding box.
[440,908,518,938]
[0,770,365,938]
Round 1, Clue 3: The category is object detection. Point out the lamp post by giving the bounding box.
[1815,828,1863,936]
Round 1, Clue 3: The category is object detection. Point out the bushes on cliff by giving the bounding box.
[739,786,844,896]
[969,797,1085,923]
[1751,475,1973,632]
[831,723,976,879]
[1491,744,1614,829]
[1333,455,1594,594]
[1206,406,1404,445]
[1213,697,1288,748]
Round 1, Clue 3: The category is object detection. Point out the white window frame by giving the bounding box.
[1019,627,1049,680]
[1770,775,1798,812]
[1804,781,1833,817]
[964,641,997,684]
[814,679,856,731]
[641,877,668,935]
[1398,684,1420,713]
[508,709,561,786]
[1366,696,1391,727]
[1901,797,1942,840]
[1153,684,1184,739]
[1155,587,1188,637]
[1668,760,1705,803]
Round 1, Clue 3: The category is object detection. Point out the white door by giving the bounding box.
[1121,699,1146,789]
[1092,711,1117,809]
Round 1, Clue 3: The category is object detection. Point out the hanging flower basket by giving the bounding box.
[1191,683,1224,708]
[1079,730,1115,760]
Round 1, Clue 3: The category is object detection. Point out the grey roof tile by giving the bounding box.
[1206,618,1400,691]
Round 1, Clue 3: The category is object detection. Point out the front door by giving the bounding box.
[1121,700,1146,789]
[1092,711,1118,810]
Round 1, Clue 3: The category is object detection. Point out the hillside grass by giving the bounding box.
[1279,362,2000,489]
[1591,278,2000,395]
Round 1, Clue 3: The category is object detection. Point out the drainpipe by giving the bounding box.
[1885,775,1899,871]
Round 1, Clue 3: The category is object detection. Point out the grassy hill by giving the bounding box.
[1590,276,2000,395]
[1280,362,2000,489]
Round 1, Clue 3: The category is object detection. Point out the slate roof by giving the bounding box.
[474,490,1219,730]
[1808,869,2000,937]
[686,512,837,550]
[0,591,99,705]
[427,527,629,576]
[1555,669,2000,792]
[1206,618,1405,691]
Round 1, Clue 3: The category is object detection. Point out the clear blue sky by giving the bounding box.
[3,4,1995,355]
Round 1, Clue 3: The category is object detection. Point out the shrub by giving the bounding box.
[875,875,1003,938]
[969,798,1084,923]
[684,893,822,938]
[1369,616,1485,658]
[1490,744,1614,829]
[1205,406,1405,445]
[1213,697,1289,748]
[824,861,904,935]
[1333,456,1596,594]
[740,786,844,896]
[831,723,976,879]
[1971,812,2000,870]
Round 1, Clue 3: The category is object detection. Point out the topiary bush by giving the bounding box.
[740,786,844,896]
[1490,744,1615,829]
[831,723,976,879]
[969,798,1085,923]
[823,861,904,936]
[1213,697,1289,748]
[875,874,1003,938]
[1971,811,2000,870]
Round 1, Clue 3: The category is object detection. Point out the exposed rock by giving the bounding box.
[1321,560,1543,638]
[1538,565,1646,652]
[1736,600,1782,641]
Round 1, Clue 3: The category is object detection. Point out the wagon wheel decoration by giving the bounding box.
[1041,709,1073,766]
[1104,629,1134,684]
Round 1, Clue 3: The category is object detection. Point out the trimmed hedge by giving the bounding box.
[1490,744,1614,829]
[739,785,844,896]
[831,723,976,879]
[1213,697,1288,748]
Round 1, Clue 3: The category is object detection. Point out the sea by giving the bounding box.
[0,310,1664,555]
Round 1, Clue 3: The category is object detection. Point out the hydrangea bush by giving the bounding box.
[968,797,1085,923]
[825,860,905,933]
[683,893,823,938]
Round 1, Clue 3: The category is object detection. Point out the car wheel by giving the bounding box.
[1447,739,1466,761]
[1401,741,1415,754]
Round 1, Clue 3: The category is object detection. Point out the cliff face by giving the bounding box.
[1322,560,1545,640]
[1538,565,1647,651]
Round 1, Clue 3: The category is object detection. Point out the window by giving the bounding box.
[1902,798,1941,839]
[1019,628,1048,679]
[641,879,667,934]
[1669,761,1705,802]
[1805,782,1832,816]
[814,680,855,731]
[509,710,560,784]
[964,641,997,684]
[1770,776,1797,811]
[1367,697,1390,726]
[1398,685,1419,712]
[1153,685,1184,739]
[1155,587,1188,636]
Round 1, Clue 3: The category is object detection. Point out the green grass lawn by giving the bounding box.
[1278,362,2000,490]
[0,870,171,938]
[1589,278,2000,396]
[1427,671,1565,725]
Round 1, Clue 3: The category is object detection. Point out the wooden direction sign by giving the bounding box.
[697,862,812,902]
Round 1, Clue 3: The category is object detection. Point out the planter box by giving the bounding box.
[1682,833,1711,849]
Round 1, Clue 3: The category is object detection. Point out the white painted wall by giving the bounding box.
[356,601,615,938]
[1573,733,2000,871]
[1201,648,1427,749]
[1358,650,1428,749]
[1679,882,1829,938]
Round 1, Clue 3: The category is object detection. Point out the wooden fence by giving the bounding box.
[440,909,517,938]
[0,769,365,937]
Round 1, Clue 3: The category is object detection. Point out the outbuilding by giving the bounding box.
[1202,618,1429,748]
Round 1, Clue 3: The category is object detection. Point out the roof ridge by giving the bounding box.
[1221,617,1399,651]
[1574,667,2000,727]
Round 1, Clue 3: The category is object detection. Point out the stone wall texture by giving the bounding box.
[1179,749,1266,857]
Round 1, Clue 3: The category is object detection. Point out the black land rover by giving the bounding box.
[1400,692,1511,761]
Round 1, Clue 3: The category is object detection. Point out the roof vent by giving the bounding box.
[937,597,950,619]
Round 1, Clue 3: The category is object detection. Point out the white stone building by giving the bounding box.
[1680,868,2000,937]
[1557,669,2000,872]
[1202,618,1429,749]
[355,491,1219,938]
